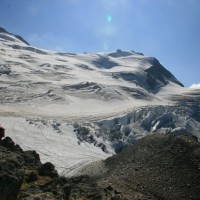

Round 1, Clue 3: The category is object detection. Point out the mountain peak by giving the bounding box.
[145,57,184,91]
[108,49,144,58]
[0,26,200,189]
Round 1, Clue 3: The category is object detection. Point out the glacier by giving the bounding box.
[0,27,199,176]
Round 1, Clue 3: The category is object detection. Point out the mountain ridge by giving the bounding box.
[0,26,29,45]
[0,27,199,177]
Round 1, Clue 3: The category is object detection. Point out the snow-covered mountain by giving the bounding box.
[0,27,199,176]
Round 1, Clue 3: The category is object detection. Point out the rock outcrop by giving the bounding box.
[1,134,200,200]
[0,137,109,200]
[0,137,64,200]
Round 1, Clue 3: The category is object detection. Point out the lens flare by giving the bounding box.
[107,15,112,23]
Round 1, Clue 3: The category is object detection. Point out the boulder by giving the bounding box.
[38,162,58,178]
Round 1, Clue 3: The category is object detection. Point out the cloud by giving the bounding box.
[190,83,200,89]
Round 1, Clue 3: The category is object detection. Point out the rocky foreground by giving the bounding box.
[1,134,200,200]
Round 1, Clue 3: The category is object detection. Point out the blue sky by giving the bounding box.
[0,0,200,87]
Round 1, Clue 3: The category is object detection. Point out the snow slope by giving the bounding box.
[0,27,199,176]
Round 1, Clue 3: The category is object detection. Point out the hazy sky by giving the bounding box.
[0,0,200,87]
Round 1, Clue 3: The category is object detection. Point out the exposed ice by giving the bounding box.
[0,28,199,176]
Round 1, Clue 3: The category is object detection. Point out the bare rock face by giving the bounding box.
[0,137,24,200]
[0,137,60,200]
[1,134,200,200]
[0,174,23,200]
[0,137,105,200]
[0,26,29,45]
[38,162,58,178]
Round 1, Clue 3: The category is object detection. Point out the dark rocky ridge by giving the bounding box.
[0,137,60,200]
[0,137,114,200]
[0,26,29,45]
[145,58,184,92]
[1,134,200,200]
